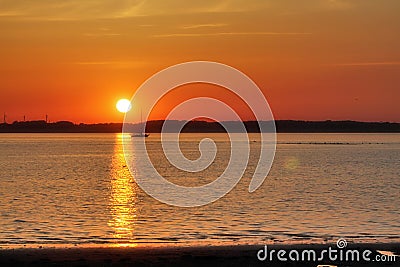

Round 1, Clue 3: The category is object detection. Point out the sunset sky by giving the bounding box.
[0,0,399,123]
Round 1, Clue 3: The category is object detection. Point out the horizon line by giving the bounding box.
[1,119,400,124]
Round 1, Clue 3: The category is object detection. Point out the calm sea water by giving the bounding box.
[0,133,399,247]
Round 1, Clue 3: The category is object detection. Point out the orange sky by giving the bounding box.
[0,0,399,123]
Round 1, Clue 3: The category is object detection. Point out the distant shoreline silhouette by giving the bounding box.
[0,120,399,133]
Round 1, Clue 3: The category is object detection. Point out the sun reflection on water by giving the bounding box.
[108,134,138,246]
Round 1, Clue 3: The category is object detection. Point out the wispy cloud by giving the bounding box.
[332,61,400,67]
[0,11,24,17]
[72,60,147,68]
[181,23,228,29]
[83,27,122,37]
[0,0,146,21]
[0,0,358,21]
[83,33,122,37]
[74,61,124,65]
[153,31,312,38]
[0,0,269,21]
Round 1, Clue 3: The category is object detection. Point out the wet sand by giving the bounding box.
[0,243,399,266]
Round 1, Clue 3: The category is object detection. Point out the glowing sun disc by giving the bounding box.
[116,99,132,113]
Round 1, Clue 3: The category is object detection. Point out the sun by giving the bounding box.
[116,99,132,113]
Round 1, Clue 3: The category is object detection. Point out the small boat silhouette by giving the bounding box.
[131,133,149,138]
[131,109,149,138]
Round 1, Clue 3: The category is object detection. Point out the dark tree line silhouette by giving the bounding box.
[0,120,399,133]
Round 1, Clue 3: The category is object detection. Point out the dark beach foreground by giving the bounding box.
[0,243,398,267]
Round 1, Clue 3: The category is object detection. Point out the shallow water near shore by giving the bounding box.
[0,133,399,248]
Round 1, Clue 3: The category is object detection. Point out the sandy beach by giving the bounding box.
[1,243,399,266]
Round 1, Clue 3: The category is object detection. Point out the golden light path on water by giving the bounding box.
[108,134,138,247]
[0,133,399,249]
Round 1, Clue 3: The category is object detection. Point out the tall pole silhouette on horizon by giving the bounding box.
[3,113,6,124]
